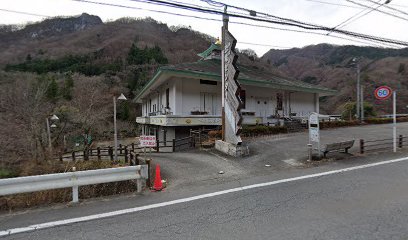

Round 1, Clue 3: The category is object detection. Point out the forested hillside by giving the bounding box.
[262,44,408,114]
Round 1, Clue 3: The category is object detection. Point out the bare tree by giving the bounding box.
[0,73,52,165]
[68,75,111,158]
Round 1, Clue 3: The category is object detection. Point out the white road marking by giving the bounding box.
[2,156,408,236]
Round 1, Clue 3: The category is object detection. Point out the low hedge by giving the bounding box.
[365,117,408,124]
[319,120,359,129]
[319,117,408,129]
[241,125,288,136]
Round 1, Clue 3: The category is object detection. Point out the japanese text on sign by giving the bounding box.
[140,135,157,147]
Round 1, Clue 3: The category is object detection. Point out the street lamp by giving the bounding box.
[114,93,127,161]
[46,114,59,152]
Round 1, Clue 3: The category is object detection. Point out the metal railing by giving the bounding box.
[359,135,406,154]
[0,165,148,203]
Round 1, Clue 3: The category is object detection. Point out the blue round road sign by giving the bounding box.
[374,86,392,100]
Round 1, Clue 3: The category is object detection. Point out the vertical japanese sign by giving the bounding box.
[223,29,243,145]
[309,112,320,157]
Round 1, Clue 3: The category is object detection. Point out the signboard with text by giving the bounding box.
[223,28,243,146]
[139,135,157,147]
[309,112,321,157]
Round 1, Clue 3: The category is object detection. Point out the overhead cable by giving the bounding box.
[345,0,408,22]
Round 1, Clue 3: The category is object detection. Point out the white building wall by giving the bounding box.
[140,77,317,120]
[141,78,179,116]
[242,85,281,117]
[181,78,221,115]
[289,92,316,117]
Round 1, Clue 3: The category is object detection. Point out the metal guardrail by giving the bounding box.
[360,135,406,154]
[0,165,148,203]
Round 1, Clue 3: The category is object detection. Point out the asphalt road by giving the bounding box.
[3,155,408,240]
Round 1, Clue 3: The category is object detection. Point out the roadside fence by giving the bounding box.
[0,165,148,203]
[359,135,406,154]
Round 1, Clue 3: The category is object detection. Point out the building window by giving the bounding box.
[149,99,152,112]
[166,88,170,108]
[239,89,246,109]
[200,79,217,85]
[200,92,217,115]
[276,93,283,110]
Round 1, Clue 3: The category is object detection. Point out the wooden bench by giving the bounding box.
[322,140,355,158]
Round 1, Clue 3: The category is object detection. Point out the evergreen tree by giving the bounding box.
[46,78,59,101]
[62,74,74,100]
[127,43,144,65]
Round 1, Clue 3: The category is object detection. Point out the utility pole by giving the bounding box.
[356,62,360,121]
[393,91,397,152]
[221,6,228,141]
[360,85,364,122]
[113,96,118,161]
[46,118,52,151]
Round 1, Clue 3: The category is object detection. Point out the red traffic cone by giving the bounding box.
[152,164,163,191]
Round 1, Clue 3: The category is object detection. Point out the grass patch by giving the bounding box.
[0,168,19,179]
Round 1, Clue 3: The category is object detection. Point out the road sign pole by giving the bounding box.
[393,91,397,153]
[356,64,360,121]
[360,85,364,122]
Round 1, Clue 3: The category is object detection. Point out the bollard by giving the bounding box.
[307,144,313,162]
[135,153,140,165]
[125,147,128,163]
[108,146,113,161]
[97,147,101,161]
[72,167,79,203]
[129,151,134,166]
[399,135,403,148]
[360,139,365,154]
[146,158,151,188]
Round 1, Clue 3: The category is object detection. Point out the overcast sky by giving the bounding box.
[1,0,408,55]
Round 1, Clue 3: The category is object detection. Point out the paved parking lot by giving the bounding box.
[152,122,408,190]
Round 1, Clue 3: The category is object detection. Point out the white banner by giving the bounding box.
[139,135,157,147]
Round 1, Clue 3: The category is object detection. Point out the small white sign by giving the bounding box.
[309,128,319,142]
[309,112,320,144]
[140,135,157,147]
[309,114,319,125]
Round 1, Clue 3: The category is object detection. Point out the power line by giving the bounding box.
[238,42,291,49]
[303,0,365,9]
[231,20,400,48]
[72,0,405,48]
[345,0,408,22]
[132,0,408,46]
[73,0,222,22]
[328,0,382,32]
[0,8,50,18]
[362,0,408,17]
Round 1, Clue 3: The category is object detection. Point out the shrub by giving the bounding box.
[241,125,288,136]
[319,120,359,129]
[0,168,19,179]
[208,130,222,138]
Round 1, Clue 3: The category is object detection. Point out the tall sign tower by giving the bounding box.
[216,9,247,157]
